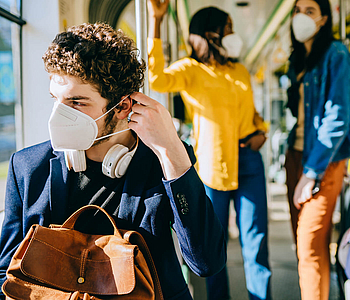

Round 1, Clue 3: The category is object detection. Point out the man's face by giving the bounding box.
[49,74,117,143]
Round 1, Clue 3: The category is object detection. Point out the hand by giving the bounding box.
[147,0,169,21]
[128,92,191,180]
[293,174,315,210]
[240,133,266,151]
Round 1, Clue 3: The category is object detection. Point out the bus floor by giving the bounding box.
[189,182,341,300]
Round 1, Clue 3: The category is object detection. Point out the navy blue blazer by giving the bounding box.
[0,140,226,299]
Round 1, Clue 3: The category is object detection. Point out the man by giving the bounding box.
[0,23,226,299]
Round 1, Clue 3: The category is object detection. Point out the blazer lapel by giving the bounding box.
[118,140,157,223]
[49,151,69,224]
[47,141,159,225]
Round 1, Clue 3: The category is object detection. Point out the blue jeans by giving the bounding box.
[205,147,271,300]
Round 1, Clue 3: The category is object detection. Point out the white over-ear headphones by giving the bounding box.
[102,140,138,178]
[64,150,86,173]
[64,138,138,178]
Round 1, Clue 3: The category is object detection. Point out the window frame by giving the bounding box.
[0,6,25,25]
[0,1,25,151]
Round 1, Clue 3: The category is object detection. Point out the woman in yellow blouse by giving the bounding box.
[148,1,271,299]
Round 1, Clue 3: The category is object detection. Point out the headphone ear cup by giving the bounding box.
[102,144,129,178]
[115,153,134,178]
[64,150,87,172]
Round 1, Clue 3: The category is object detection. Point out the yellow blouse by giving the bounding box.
[148,38,267,191]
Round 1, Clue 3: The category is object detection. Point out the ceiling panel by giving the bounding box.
[113,0,346,62]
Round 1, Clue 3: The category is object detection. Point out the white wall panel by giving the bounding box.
[22,0,60,147]
[21,0,89,148]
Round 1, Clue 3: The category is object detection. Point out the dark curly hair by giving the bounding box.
[42,22,146,119]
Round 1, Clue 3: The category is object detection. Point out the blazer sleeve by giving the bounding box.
[162,145,226,277]
[304,45,350,180]
[0,153,24,298]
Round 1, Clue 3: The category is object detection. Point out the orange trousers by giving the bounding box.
[285,149,346,300]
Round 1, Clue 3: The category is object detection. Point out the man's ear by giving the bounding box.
[115,96,132,120]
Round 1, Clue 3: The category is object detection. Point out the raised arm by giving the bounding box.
[147,0,169,39]
[128,91,226,275]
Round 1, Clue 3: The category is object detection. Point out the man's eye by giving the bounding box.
[72,101,84,106]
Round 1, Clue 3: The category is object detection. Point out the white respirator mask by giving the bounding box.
[48,95,130,151]
[48,95,136,177]
[210,32,243,58]
[292,13,323,43]
[221,33,244,58]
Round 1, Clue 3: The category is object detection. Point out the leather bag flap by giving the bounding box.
[20,225,137,295]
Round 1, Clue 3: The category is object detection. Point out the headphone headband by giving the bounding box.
[64,137,138,178]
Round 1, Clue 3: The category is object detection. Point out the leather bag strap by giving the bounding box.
[124,231,164,300]
[60,205,163,299]
[60,205,123,238]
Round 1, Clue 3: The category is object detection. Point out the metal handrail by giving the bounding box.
[135,0,149,95]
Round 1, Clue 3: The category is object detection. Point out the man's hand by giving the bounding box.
[240,132,266,151]
[293,174,315,210]
[128,92,191,180]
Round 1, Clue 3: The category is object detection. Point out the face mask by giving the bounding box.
[292,13,323,43]
[221,33,243,58]
[209,32,243,58]
[48,95,130,151]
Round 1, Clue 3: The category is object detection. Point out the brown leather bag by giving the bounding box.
[2,205,164,300]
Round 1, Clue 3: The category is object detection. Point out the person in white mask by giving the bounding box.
[285,1,350,299]
[147,1,271,300]
[0,23,227,300]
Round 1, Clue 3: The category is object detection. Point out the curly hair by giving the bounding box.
[42,22,146,115]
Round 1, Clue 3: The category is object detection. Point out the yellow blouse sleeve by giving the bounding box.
[253,109,268,133]
[148,38,193,93]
